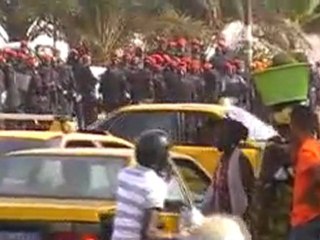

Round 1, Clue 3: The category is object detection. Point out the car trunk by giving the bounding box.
[0,197,115,240]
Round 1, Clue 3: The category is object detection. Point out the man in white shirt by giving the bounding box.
[112,129,171,240]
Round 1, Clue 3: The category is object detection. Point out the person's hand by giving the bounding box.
[157,229,191,240]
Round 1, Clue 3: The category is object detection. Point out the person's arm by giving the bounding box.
[239,153,255,202]
[142,208,165,240]
[142,174,168,240]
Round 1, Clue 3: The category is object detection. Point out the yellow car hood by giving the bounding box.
[0,197,115,222]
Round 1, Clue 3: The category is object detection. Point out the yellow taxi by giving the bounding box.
[0,113,77,131]
[89,103,277,174]
[0,131,134,154]
[0,148,210,239]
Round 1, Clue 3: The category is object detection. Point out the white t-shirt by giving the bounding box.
[112,165,168,240]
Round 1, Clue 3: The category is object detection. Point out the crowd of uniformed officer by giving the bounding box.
[0,37,250,126]
[99,37,249,113]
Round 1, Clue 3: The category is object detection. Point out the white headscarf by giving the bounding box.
[184,214,251,240]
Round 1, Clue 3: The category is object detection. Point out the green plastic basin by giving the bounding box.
[253,63,310,106]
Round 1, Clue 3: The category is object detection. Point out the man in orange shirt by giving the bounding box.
[289,105,320,240]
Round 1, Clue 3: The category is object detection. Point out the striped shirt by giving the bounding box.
[111,165,168,240]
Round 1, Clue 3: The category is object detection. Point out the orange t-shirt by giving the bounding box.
[291,137,320,226]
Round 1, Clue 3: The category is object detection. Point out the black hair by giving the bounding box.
[290,105,319,136]
[225,119,249,145]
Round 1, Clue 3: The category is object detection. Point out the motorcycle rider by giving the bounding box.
[112,129,172,240]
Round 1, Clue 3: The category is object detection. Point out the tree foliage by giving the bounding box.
[1,0,320,61]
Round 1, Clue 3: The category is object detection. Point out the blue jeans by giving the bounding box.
[289,217,320,240]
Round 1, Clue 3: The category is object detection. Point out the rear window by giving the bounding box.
[100,142,132,149]
[65,141,96,148]
[0,137,60,154]
[0,154,127,200]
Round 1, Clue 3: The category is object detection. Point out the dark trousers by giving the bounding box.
[289,217,320,240]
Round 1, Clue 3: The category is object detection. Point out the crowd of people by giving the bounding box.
[0,36,250,127]
[99,37,249,112]
[111,105,320,240]
[2,36,320,240]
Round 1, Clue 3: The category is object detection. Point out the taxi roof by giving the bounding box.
[7,148,135,158]
[115,103,226,117]
[0,131,62,140]
[0,131,133,146]
[7,147,198,163]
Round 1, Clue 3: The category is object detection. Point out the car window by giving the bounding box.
[173,158,210,202]
[65,141,96,148]
[102,112,180,142]
[93,114,119,131]
[0,155,126,199]
[180,112,220,146]
[99,141,131,149]
[166,177,184,202]
[0,137,60,154]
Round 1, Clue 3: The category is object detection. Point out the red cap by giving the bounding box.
[233,59,243,68]
[173,56,181,63]
[26,57,37,66]
[5,49,17,57]
[203,63,213,70]
[3,48,11,54]
[152,54,164,64]
[170,60,179,68]
[162,54,171,63]
[224,62,236,73]
[177,38,187,47]
[17,52,28,59]
[0,56,6,63]
[190,60,201,70]
[181,56,192,63]
[179,61,187,67]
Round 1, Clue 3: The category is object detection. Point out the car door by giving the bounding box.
[158,156,211,235]
[172,111,222,174]
[172,156,211,206]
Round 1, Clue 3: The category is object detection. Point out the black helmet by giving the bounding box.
[135,129,171,172]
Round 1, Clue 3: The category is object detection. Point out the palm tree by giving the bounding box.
[63,0,212,61]
[14,0,78,45]
[0,0,31,40]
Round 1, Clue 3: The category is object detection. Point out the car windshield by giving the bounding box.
[0,155,127,200]
[0,138,59,154]
[99,111,179,142]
